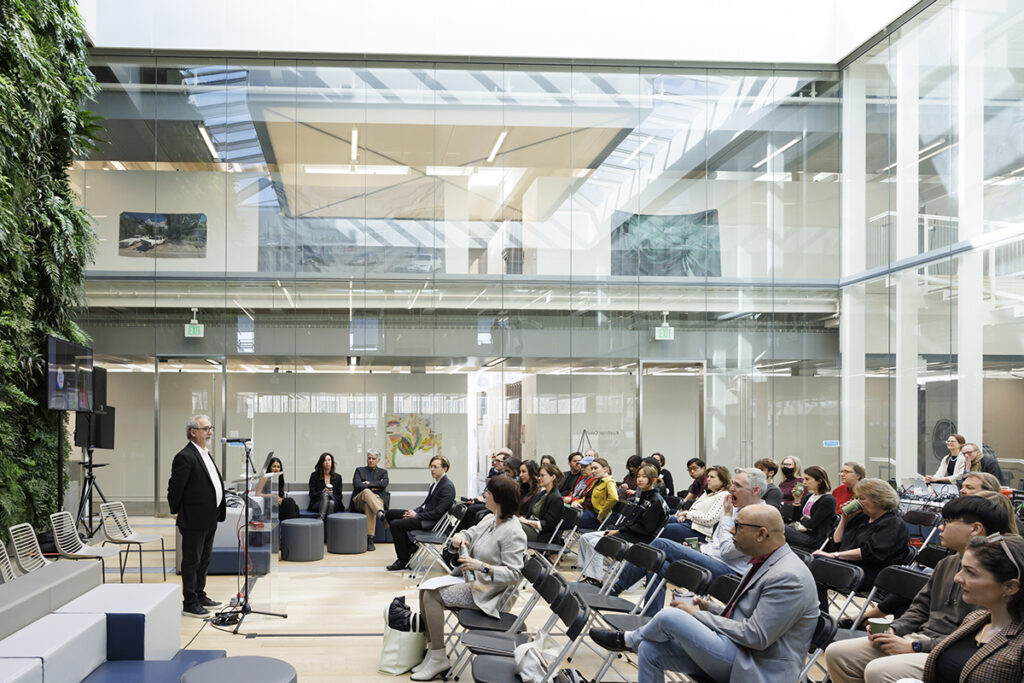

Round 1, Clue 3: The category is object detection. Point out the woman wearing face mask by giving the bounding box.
[921,535,1024,682]
[927,433,967,484]
[518,462,564,542]
[779,455,804,504]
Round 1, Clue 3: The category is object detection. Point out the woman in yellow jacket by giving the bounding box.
[570,457,619,529]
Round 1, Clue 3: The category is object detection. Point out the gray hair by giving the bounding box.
[367,448,381,458]
[734,467,767,497]
[186,414,210,441]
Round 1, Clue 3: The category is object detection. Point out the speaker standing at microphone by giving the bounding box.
[167,414,226,618]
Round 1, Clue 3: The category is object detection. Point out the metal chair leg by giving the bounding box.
[160,538,167,582]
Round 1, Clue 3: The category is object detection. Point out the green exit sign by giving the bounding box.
[655,326,674,341]
[184,323,205,338]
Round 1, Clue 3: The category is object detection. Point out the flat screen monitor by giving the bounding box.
[74,406,115,450]
[47,336,93,411]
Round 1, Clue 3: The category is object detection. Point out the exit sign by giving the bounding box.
[655,326,675,341]
[184,323,205,338]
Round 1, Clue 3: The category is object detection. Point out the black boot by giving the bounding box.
[367,535,376,551]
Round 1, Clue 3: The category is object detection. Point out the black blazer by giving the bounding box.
[350,465,390,509]
[559,470,583,497]
[308,471,345,511]
[612,488,669,544]
[415,474,456,528]
[792,492,837,548]
[534,489,564,543]
[167,442,227,531]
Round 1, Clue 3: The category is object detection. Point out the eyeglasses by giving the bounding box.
[960,448,976,455]
[195,426,214,432]
[730,521,764,534]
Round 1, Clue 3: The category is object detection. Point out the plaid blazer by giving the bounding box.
[923,609,1024,683]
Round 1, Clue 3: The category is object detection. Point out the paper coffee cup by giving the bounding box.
[672,589,694,601]
[867,618,891,634]
[842,499,862,515]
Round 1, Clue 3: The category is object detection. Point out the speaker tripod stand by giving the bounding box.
[75,451,108,538]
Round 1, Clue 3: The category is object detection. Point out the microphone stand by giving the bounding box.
[217,439,286,633]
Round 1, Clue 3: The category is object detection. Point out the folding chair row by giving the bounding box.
[407,502,467,580]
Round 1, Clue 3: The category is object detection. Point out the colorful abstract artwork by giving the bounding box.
[385,413,442,468]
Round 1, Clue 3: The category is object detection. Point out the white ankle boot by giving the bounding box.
[411,649,432,674]
[410,648,450,681]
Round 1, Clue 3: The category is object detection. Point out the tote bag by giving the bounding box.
[377,604,427,675]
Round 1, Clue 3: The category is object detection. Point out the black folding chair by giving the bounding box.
[470,591,590,683]
[846,565,929,631]
[527,505,580,567]
[809,556,864,622]
[798,611,839,682]
[914,543,956,570]
[408,502,467,579]
[707,572,742,607]
[902,508,941,548]
[569,533,629,595]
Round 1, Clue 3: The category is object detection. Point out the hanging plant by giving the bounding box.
[0,0,99,538]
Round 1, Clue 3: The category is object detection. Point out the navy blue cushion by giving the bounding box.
[107,613,146,660]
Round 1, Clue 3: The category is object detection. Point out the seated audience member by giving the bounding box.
[570,457,618,529]
[960,471,1001,497]
[611,468,768,613]
[589,504,819,683]
[516,459,541,517]
[682,458,708,504]
[833,461,866,514]
[486,448,511,479]
[825,495,1011,683]
[921,535,1024,683]
[975,490,1019,535]
[518,462,563,542]
[958,442,1003,482]
[755,457,782,508]
[349,448,389,550]
[579,464,669,583]
[384,455,456,571]
[257,456,300,520]
[539,454,556,467]
[927,433,966,484]
[779,455,804,504]
[813,478,910,604]
[784,465,837,551]
[564,455,596,501]
[308,452,344,520]
[412,475,527,681]
[651,453,674,497]
[559,451,585,496]
[462,456,518,529]
[662,465,730,544]
[619,455,643,498]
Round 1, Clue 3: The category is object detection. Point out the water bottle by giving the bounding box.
[460,544,476,582]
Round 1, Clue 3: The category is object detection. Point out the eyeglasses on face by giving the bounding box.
[194,426,214,432]
[730,521,764,533]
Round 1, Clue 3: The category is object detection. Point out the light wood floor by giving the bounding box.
[112,516,612,683]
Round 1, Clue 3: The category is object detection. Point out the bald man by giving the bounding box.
[590,505,819,683]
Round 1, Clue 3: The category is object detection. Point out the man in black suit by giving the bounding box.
[167,414,226,618]
[385,455,456,571]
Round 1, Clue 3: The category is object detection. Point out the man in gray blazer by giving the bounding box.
[590,504,818,683]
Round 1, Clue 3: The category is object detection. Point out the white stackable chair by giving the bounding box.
[100,501,167,582]
[0,541,18,583]
[50,511,121,583]
[8,523,52,574]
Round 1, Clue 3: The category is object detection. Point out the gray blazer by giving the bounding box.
[692,543,818,683]
[452,513,527,618]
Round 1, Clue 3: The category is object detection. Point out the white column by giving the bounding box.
[893,29,921,481]
[956,1,985,443]
[841,63,867,467]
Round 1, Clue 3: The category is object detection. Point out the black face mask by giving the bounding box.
[781,467,795,477]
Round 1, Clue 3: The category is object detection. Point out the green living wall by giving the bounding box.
[0,0,97,536]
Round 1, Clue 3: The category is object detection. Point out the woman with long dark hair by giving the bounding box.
[517,459,541,516]
[308,452,344,520]
[519,462,564,542]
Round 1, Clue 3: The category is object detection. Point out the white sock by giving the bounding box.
[624,630,636,649]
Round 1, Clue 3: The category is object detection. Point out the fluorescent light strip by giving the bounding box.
[303,164,409,175]
[351,128,358,162]
[426,166,473,176]
[197,125,220,162]
[622,136,654,165]
[109,160,126,171]
[281,286,294,307]
[232,299,254,321]
[752,137,801,169]
[487,130,508,163]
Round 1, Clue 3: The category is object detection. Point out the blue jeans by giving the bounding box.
[627,607,738,683]
[614,538,742,616]
[660,520,707,545]
[578,509,600,530]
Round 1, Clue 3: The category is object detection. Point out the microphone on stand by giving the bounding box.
[221,437,252,444]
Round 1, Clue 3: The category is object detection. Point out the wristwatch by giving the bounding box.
[833,552,840,560]
[911,641,922,653]
[481,564,491,575]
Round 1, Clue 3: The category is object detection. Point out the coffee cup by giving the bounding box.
[672,589,694,602]
[841,499,862,515]
[684,537,700,550]
[867,618,891,634]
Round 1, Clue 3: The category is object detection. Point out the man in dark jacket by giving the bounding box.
[559,451,585,496]
[167,414,227,618]
[350,448,389,550]
[384,455,456,571]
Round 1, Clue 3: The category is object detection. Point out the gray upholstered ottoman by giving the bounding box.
[280,518,323,562]
[180,655,297,683]
[326,512,367,554]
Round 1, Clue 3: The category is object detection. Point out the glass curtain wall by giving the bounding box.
[73,57,842,511]
[842,0,1024,486]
